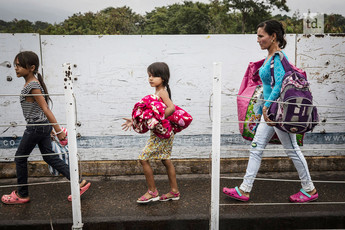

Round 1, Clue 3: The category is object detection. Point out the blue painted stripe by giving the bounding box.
[0,133,344,149]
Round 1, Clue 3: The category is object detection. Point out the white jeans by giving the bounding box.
[239,117,315,193]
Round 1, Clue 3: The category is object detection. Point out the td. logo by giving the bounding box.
[303,12,324,34]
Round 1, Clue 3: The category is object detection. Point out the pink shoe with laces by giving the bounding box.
[289,189,318,203]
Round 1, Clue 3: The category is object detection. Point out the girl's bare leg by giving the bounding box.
[139,160,157,199]
[162,159,179,197]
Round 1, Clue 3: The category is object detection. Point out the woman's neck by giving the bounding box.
[267,43,281,56]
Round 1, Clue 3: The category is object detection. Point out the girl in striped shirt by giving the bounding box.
[1,51,90,204]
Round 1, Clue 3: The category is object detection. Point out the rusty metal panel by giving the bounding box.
[296,34,345,133]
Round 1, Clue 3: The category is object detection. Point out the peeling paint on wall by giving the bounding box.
[0,34,344,161]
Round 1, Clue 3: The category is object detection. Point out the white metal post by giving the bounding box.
[210,62,222,230]
[63,63,83,230]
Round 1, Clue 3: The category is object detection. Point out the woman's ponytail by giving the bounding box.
[257,20,287,49]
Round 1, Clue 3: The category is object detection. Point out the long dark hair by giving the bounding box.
[147,62,172,99]
[257,20,287,49]
[14,51,52,105]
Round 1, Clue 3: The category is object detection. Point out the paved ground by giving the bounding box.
[0,171,344,230]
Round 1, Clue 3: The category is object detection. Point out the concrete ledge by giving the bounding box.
[1,156,344,178]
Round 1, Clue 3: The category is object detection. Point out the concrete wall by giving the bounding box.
[0,34,344,162]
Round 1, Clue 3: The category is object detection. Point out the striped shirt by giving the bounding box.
[20,81,48,123]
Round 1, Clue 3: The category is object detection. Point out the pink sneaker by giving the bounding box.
[223,186,249,202]
[289,189,318,203]
[1,191,30,204]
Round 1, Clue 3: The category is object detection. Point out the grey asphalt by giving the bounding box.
[0,171,344,230]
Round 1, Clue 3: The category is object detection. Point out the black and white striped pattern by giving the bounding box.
[20,81,48,123]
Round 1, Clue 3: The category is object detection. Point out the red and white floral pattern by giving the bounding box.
[132,94,193,139]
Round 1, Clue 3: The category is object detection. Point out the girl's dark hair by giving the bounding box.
[147,62,172,99]
[14,51,52,105]
[257,20,287,49]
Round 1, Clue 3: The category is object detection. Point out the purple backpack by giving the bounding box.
[267,52,319,134]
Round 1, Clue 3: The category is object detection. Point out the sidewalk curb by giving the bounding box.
[1,156,344,178]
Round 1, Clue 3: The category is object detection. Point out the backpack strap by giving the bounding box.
[269,51,292,88]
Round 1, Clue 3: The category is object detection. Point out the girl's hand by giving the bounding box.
[122,118,133,131]
[57,130,67,141]
[262,106,275,126]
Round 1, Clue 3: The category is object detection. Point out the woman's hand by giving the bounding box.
[122,118,133,131]
[262,106,275,126]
